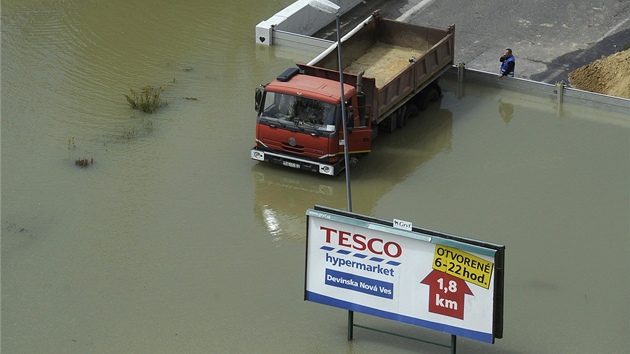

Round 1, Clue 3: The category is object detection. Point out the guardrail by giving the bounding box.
[445,65,630,115]
[272,29,333,52]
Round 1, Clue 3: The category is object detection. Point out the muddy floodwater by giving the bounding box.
[2,0,628,353]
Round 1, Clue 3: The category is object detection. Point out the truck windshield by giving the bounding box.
[260,92,337,132]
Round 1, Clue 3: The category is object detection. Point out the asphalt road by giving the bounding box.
[333,0,630,83]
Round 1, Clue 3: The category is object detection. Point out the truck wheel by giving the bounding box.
[397,104,418,128]
[405,104,419,120]
[418,85,442,111]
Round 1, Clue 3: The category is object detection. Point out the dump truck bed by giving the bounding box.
[298,12,454,124]
[345,43,426,89]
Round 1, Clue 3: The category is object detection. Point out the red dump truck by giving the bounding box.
[251,11,455,176]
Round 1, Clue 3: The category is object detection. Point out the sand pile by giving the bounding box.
[568,49,630,99]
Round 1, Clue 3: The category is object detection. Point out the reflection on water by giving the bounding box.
[498,99,514,124]
[2,0,629,353]
[253,167,339,242]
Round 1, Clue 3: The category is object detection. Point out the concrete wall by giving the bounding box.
[255,0,363,46]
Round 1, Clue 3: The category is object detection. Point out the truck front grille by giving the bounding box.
[281,142,304,154]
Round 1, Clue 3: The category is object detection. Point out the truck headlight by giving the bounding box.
[251,150,265,161]
[319,165,334,175]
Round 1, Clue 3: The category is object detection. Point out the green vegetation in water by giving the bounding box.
[75,158,93,167]
[124,83,168,113]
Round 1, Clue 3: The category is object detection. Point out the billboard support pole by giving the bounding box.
[347,312,354,340]
[309,0,356,341]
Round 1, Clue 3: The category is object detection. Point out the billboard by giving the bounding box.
[304,206,505,344]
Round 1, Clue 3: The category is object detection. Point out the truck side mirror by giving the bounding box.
[255,87,264,111]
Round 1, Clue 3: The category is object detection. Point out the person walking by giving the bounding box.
[498,48,515,78]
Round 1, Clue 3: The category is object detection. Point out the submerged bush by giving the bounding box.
[124,83,167,113]
[75,158,93,167]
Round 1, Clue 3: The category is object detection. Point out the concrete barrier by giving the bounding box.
[255,0,363,48]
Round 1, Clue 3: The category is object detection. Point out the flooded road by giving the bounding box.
[2,1,628,353]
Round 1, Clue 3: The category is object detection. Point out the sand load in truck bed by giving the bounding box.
[345,42,426,89]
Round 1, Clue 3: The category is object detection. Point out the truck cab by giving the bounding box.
[251,68,372,176]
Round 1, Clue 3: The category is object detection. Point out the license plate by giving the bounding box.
[283,161,300,169]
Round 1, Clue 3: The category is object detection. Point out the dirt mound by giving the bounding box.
[568,49,630,99]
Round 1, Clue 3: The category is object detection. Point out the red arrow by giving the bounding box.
[421,269,473,320]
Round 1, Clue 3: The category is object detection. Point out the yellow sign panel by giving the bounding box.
[432,245,494,289]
